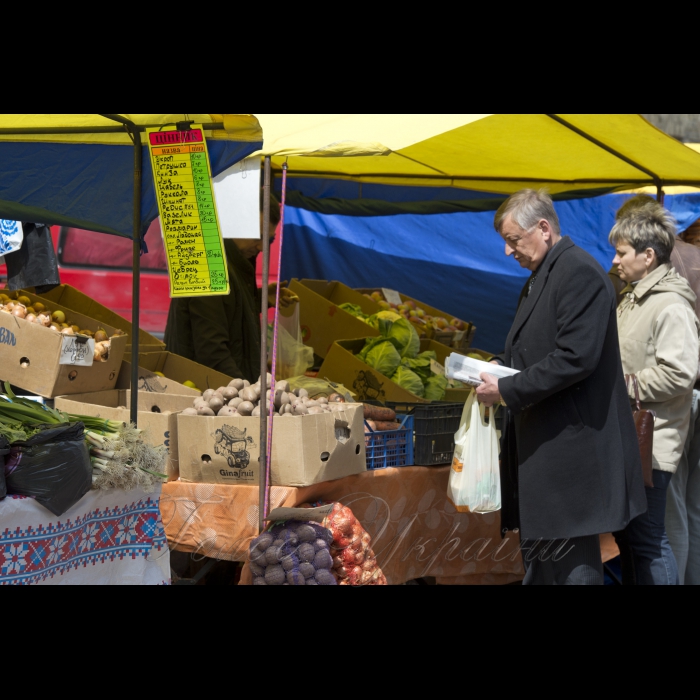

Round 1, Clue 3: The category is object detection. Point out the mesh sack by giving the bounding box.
[323,502,387,585]
[249,520,336,586]
[4,422,92,515]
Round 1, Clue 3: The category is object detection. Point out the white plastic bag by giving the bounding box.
[269,304,315,380]
[447,391,501,513]
[0,219,24,265]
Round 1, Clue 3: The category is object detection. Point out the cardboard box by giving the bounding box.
[118,351,234,397]
[0,290,127,398]
[54,390,196,480]
[30,284,165,349]
[177,403,367,487]
[289,279,380,359]
[354,287,476,350]
[319,338,491,404]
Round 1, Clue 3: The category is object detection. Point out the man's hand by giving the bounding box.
[476,372,501,407]
[268,280,299,309]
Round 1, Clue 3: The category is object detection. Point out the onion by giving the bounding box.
[25,313,37,324]
[61,327,75,335]
[12,305,26,319]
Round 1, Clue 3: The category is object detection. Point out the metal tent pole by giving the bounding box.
[127,124,142,427]
[258,156,271,533]
[657,186,665,205]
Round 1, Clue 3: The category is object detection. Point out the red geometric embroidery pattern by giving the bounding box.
[0,496,167,585]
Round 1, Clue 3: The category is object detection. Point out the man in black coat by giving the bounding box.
[476,189,647,585]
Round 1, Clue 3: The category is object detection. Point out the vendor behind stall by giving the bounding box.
[164,193,297,382]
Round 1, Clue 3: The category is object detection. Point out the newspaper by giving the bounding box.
[445,353,520,387]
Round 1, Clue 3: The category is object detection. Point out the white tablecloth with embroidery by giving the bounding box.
[0,486,170,585]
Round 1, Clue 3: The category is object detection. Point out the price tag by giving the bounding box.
[382,288,402,306]
[60,336,94,366]
[430,359,445,376]
[146,125,230,298]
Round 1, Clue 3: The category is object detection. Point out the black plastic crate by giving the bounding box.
[366,401,464,466]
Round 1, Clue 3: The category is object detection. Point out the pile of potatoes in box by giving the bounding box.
[181,373,348,418]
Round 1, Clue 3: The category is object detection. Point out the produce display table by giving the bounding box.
[0,486,170,585]
[160,467,527,585]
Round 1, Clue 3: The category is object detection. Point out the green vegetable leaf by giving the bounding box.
[364,341,402,378]
[391,366,425,398]
[424,374,448,401]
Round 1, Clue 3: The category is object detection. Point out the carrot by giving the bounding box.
[362,404,397,422]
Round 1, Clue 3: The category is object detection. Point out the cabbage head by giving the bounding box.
[424,374,448,401]
[391,366,425,398]
[364,340,402,378]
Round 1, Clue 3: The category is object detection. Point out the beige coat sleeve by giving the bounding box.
[635,304,700,403]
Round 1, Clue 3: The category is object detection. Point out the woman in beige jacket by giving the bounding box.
[610,205,700,585]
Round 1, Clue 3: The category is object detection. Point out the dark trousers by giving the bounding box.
[613,469,679,585]
[520,535,604,585]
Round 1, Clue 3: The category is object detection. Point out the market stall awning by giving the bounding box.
[0,114,262,238]
[251,114,700,196]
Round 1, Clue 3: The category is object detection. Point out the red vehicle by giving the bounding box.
[0,221,280,338]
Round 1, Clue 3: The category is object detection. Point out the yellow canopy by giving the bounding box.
[0,114,261,144]
[251,114,700,196]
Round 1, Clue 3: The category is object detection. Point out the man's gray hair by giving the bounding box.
[609,206,677,264]
[494,189,561,236]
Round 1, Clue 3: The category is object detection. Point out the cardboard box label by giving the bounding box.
[60,336,95,366]
[211,423,258,482]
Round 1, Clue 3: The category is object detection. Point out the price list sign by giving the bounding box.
[146,125,229,297]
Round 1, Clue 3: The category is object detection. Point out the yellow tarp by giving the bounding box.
[0,114,262,144]
[251,114,700,196]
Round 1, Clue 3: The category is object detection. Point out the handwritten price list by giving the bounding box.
[147,126,229,297]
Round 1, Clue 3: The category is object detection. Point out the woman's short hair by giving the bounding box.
[609,206,677,264]
[494,188,561,236]
[615,194,658,221]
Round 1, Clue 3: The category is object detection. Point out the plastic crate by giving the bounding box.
[365,414,414,470]
[381,402,464,466]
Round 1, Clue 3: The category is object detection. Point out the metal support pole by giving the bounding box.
[657,185,665,205]
[258,156,272,533]
[129,128,143,426]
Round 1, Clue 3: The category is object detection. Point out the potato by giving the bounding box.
[264,564,286,586]
[276,380,290,393]
[284,404,293,414]
[317,397,329,405]
[181,408,198,416]
[307,406,324,415]
[228,397,243,408]
[293,404,308,416]
[197,406,215,416]
[228,378,245,390]
[305,400,320,408]
[202,389,215,402]
[222,387,238,400]
[208,396,224,412]
[238,401,255,416]
[239,387,255,403]
[217,406,237,417]
[242,380,251,388]
[251,406,260,417]
[297,388,309,398]
[258,373,273,386]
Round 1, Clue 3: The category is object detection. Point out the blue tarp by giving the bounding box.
[279,187,700,354]
[0,140,262,240]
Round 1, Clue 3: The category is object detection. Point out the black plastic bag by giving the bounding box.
[4,222,60,292]
[4,422,91,515]
[0,435,8,500]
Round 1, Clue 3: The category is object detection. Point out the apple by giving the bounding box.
[415,308,425,318]
[397,304,409,313]
[408,309,418,318]
[405,300,417,310]
[363,293,373,299]
[371,291,383,302]
[444,325,457,332]
[435,318,448,329]
[451,318,466,330]
[378,300,391,310]
[389,302,398,309]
